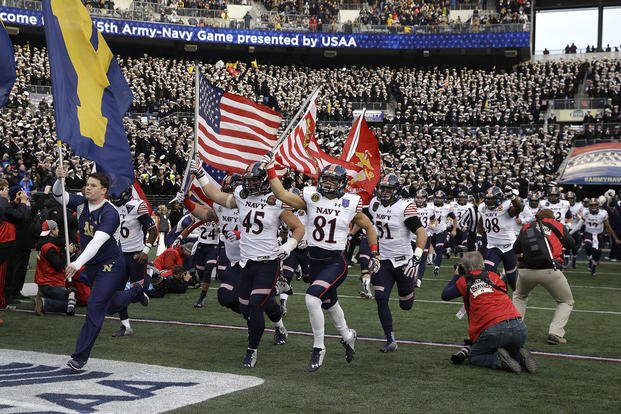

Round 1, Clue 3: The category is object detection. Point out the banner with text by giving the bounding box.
[558,143,621,185]
[0,6,530,50]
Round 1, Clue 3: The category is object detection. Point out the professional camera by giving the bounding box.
[450,339,473,365]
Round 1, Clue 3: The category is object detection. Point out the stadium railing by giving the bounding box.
[553,98,608,110]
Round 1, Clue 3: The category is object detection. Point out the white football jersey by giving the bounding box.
[369,197,416,267]
[478,200,517,252]
[431,203,454,234]
[539,199,571,225]
[416,202,435,236]
[453,202,473,229]
[234,186,284,265]
[214,204,240,264]
[196,221,219,245]
[303,186,360,251]
[117,199,150,253]
[569,203,585,232]
[519,204,539,225]
[583,209,608,235]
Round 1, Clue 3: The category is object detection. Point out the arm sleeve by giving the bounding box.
[404,216,423,233]
[441,274,462,301]
[138,214,156,232]
[45,246,67,272]
[52,180,85,210]
[71,231,111,269]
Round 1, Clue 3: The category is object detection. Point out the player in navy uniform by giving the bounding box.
[192,160,304,368]
[430,190,457,276]
[369,174,427,352]
[110,188,158,336]
[54,167,147,371]
[266,160,380,372]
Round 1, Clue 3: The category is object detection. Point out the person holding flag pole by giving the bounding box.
[43,0,145,370]
[263,100,381,372]
[184,67,305,368]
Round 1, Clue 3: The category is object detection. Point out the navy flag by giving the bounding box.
[0,20,16,107]
[43,0,134,196]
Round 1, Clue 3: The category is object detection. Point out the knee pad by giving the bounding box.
[399,299,413,311]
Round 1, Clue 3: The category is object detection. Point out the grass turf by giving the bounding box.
[2,257,621,413]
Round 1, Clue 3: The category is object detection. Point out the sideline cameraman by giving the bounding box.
[512,208,575,345]
[441,251,537,373]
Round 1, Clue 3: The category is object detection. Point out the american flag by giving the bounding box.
[196,70,282,173]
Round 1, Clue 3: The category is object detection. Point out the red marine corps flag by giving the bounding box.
[340,111,381,205]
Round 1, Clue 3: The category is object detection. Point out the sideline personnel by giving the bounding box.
[512,208,575,345]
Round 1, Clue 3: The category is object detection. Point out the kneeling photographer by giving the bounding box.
[441,251,537,373]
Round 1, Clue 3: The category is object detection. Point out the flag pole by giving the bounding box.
[344,108,366,161]
[56,141,76,315]
[56,141,71,269]
[270,84,322,153]
[181,64,200,195]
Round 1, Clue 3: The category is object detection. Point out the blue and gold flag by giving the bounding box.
[0,20,16,107]
[43,0,134,196]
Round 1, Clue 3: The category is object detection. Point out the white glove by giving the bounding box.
[175,191,185,204]
[191,158,205,178]
[368,253,380,274]
[274,238,298,260]
[403,255,421,279]
[172,236,182,247]
[297,239,307,249]
[261,153,274,169]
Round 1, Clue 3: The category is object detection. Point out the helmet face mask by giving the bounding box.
[415,189,428,207]
[433,190,446,207]
[377,173,401,207]
[457,191,467,205]
[589,198,599,214]
[242,162,268,196]
[109,186,132,207]
[317,164,347,199]
[527,192,539,209]
[548,187,560,204]
[566,191,576,206]
[485,186,503,209]
[221,173,242,194]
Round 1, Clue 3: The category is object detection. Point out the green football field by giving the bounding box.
[2,257,621,413]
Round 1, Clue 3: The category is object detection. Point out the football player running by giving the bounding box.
[178,174,244,314]
[582,198,621,276]
[110,188,158,337]
[477,186,523,290]
[413,189,434,287]
[368,173,427,352]
[265,158,379,372]
[566,191,584,269]
[191,160,304,368]
[430,190,457,277]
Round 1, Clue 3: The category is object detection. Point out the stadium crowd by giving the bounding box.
[3,44,619,200]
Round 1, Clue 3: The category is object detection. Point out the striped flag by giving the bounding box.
[196,70,282,173]
[273,89,361,178]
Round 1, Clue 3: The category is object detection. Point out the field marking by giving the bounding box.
[7,309,621,364]
[337,294,621,315]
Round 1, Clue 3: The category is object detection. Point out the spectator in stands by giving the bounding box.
[4,186,32,305]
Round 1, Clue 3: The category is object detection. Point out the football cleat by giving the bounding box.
[341,329,357,363]
[274,326,288,345]
[307,347,326,372]
[433,266,440,277]
[275,278,291,296]
[66,358,87,371]
[359,288,372,299]
[112,325,134,337]
[239,349,257,368]
[194,300,204,308]
[380,341,398,353]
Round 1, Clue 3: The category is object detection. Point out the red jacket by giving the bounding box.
[455,270,521,341]
[153,246,184,277]
[35,242,66,287]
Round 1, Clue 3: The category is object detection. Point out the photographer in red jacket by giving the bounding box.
[442,251,537,373]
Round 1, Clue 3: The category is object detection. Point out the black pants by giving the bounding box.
[5,248,31,297]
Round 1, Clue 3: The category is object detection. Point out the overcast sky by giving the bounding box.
[535,6,621,54]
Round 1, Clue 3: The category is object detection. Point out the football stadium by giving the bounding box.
[0,0,620,412]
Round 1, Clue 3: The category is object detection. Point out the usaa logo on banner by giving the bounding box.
[0,350,263,413]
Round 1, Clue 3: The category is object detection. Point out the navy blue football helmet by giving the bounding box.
[221,173,242,194]
[376,173,401,207]
[242,162,269,196]
[485,186,503,209]
[317,164,348,199]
